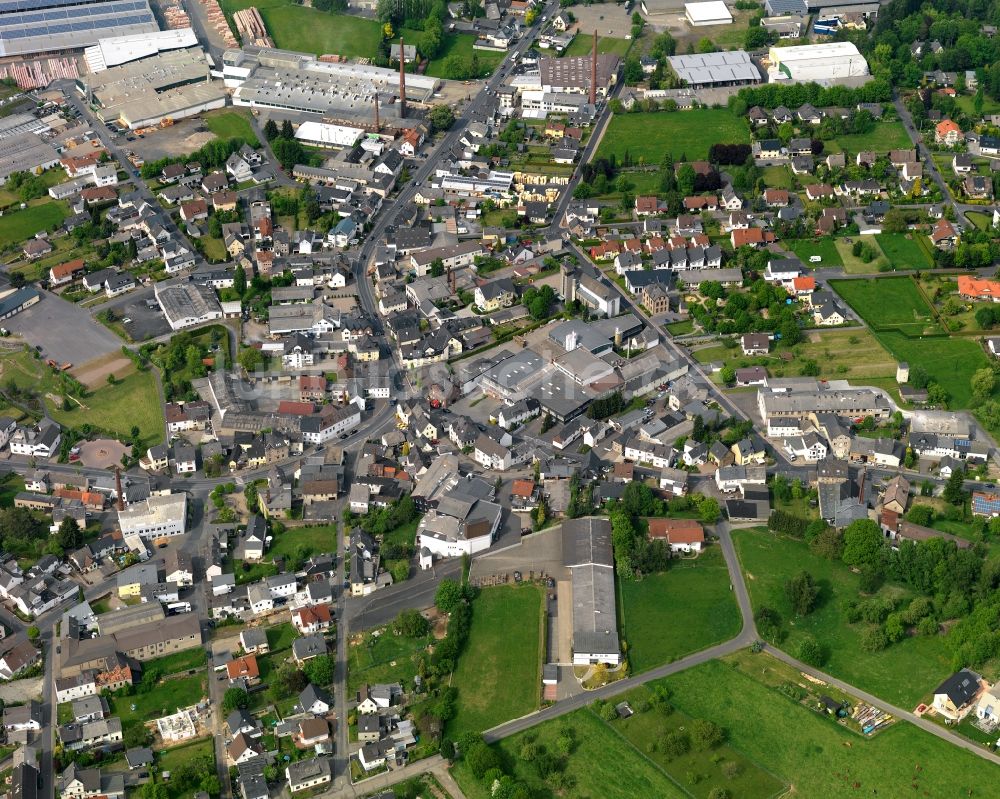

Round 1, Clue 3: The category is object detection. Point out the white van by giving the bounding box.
[809,255,822,263]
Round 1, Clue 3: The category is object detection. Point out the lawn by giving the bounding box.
[418,32,504,78]
[266,524,337,563]
[597,108,750,164]
[733,528,954,708]
[203,110,259,146]
[221,0,382,58]
[452,707,688,799]
[0,200,68,242]
[0,474,24,508]
[143,648,207,677]
[448,584,544,736]
[965,210,993,231]
[789,236,844,268]
[50,366,164,445]
[760,165,793,189]
[158,738,215,799]
[611,688,786,799]
[833,237,890,274]
[828,121,913,153]
[874,330,990,409]
[200,235,227,262]
[266,621,298,653]
[661,658,1000,799]
[563,35,632,58]
[830,276,936,333]
[692,329,898,384]
[875,232,935,269]
[619,547,741,673]
[110,674,207,727]
[665,319,694,336]
[0,347,162,444]
[348,626,433,694]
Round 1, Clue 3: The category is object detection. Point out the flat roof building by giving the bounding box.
[78,47,226,129]
[155,282,223,331]
[563,517,620,666]
[768,42,869,82]
[667,50,761,88]
[0,0,158,59]
[538,53,621,97]
[83,27,199,72]
[685,1,733,25]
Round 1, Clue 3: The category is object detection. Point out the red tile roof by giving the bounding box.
[646,517,705,545]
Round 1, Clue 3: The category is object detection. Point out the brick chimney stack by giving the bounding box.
[590,30,597,106]
[373,93,380,132]
[115,467,124,512]
[398,38,407,119]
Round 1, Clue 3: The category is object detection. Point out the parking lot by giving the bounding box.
[4,290,123,366]
[115,294,172,342]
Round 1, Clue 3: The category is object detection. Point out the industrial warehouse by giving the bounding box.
[76,46,226,129]
[667,50,761,88]
[767,41,869,82]
[0,0,159,58]
[224,46,439,123]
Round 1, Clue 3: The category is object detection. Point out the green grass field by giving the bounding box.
[734,529,954,707]
[612,688,786,799]
[221,0,382,58]
[144,648,207,677]
[0,201,67,242]
[830,277,936,332]
[875,330,990,408]
[875,232,934,269]
[452,707,688,799]
[110,674,206,727]
[0,348,163,444]
[200,235,227,262]
[828,121,913,153]
[51,367,163,444]
[420,33,504,78]
[449,584,544,736]
[597,109,750,164]
[563,35,632,58]
[668,658,1000,798]
[666,319,695,335]
[620,548,742,673]
[203,110,259,146]
[348,626,432,694]
[965,210,993,231]
[834,237,890,274]
[789,237,844,267]
[760,165,794,189]
[266,524,337,563]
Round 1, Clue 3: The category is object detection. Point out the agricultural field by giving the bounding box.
[830,277,935,333]
[597,108,750,163]
[827,121,913,153]
[448,584,544,736]
[0,200,68,242]
[452,707,688,799]
[620,548,741,673]
[789,236,844,268]
[733,528,955,708]
[203,109,259,146]
[875,232,935,269]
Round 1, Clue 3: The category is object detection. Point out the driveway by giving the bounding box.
[5,291,122,366]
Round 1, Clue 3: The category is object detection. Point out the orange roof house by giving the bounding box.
[646,518,706,551]
[226,655,259,682]
[935,119,962,143]
[958,274,1000,301]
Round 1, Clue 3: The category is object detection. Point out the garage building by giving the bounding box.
[684,1,734,26]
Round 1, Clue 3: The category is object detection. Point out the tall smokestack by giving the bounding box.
[115,467,124,512]
[398,37,407,120]
[373,93,380,132]
[590,30,597,106]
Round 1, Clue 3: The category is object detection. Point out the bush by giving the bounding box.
[860,625,888,653]
[796,635,826,667]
